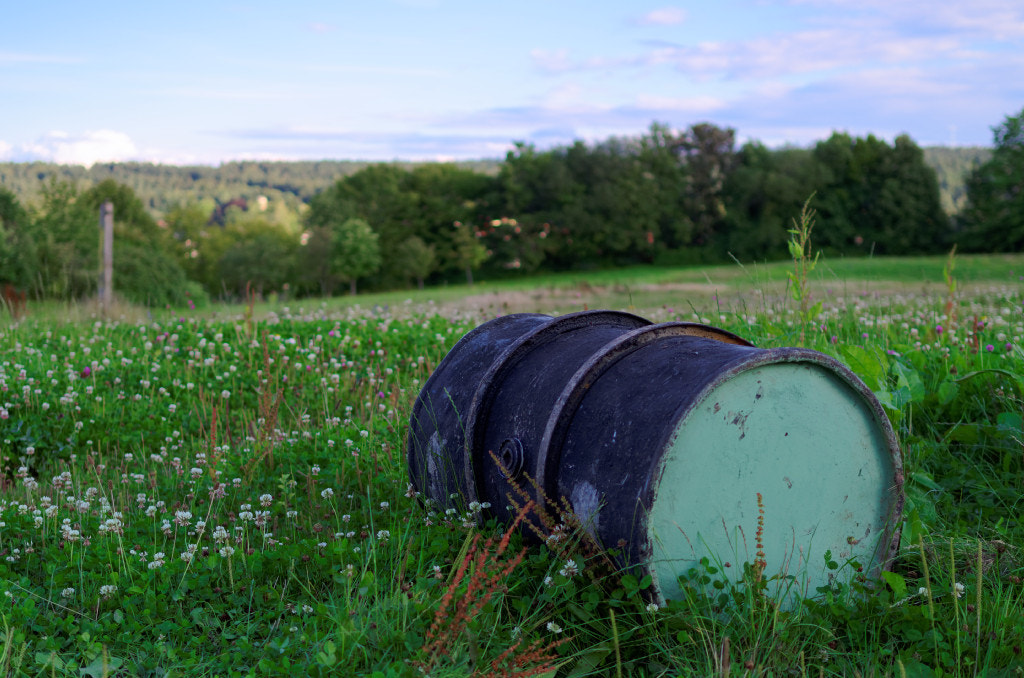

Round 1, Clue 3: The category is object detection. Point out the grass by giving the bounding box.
[0,252,1023,676]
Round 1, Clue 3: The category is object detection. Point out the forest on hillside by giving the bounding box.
[0,114,1018,307]
[0,147,984,219]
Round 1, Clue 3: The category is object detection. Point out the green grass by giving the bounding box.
[1,253,1023,676]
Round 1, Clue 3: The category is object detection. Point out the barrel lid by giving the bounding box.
[644,346,903,605]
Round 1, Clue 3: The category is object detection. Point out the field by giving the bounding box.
[1,253,1023,677]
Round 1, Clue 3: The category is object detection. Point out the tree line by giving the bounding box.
[0,112,1019,306]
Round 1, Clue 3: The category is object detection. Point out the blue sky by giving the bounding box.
[2,0,1022,166]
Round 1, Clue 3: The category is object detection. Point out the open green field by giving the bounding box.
[2,253,1023,676]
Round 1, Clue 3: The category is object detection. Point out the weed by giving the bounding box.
[787,195,821,346]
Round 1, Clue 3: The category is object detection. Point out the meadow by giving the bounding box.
[1,253,1023,677]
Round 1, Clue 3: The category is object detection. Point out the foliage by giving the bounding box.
[449,221,488,286]
[786,196,821,346]
[720,144,819,261]
[923,146,991,215]
[330,218,381,295]
[0,159,502,214]
[393,236,437,290]
[810,132,949,256]
[960,107,1024,252]
[1,260,1024,675]
[0,118,1004,299]
[0,187,35,288]
[113,241,209,307]
[26,181,99,299]
[216,218,299,298]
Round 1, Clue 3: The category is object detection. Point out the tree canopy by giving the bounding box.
[960,107,1024,251]
[0,115,1003,305]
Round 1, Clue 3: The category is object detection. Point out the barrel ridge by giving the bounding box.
[462,310,651,523]
[406,313,551,509]
[535,322,755,510]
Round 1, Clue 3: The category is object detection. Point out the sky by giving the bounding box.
[1,0,1022,166]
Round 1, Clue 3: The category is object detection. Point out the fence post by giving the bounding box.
[100,201,113,316]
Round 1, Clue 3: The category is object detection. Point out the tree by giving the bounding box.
[449,221,488,286]
[164,202,214,285]
[0,187,37,289]
[676,122,737,248]
[217,219,299,298]
[28,181,97,299]
[811,132,949,255]
[297,225,336,296]
[394,236,437,289]
[721,143,819,261]
[331,218,381,295]
[960,107,1024,251]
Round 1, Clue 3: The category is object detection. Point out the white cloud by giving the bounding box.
[307,22,336,33]
[928,1,1024,39]
[660,29,972,81]
[0,140,11,161]
[637,7,687,26]
[530,48,574,73]
[633,94,725,113]
[20,130,140,167]
[790,0,1024,39]
[0,51,80,65]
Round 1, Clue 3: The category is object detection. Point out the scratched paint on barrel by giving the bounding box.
[647,362,898,604]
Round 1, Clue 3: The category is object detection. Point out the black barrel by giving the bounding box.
[407,310,904,603]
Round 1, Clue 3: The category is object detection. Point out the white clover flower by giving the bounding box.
[559,560,580,578]
[61,587,75,598]
[546,621,563,634]
[954,582,965,598]
[259,494,273,507]
[220,545,235,558]
[99,584,117,599]
[320,487,334,499]
[376,530,390,542]
[646,603,660,613]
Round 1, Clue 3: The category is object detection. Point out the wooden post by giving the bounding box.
[100,201,113,316]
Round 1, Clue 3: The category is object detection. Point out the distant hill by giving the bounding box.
[0,159,502,215]
[923,146,991,214]
[0,147,986,217]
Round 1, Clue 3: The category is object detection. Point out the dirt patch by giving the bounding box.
[452,281,729,316]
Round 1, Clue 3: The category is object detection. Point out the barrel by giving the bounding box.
[407,310,904,604]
